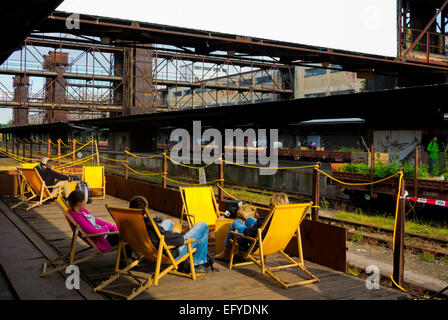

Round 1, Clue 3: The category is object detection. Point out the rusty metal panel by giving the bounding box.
[285,219,347,272]
[105,175,183,217]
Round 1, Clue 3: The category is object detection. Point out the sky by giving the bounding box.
[0,0,398,124]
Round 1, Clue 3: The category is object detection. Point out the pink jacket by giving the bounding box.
[67,209,118,252]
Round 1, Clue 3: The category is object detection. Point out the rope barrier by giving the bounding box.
[165,154,217,170]
[221,159,317,170]
[165,176,224,186]
[315,167,401,186]
[125,150,164,159]
[55,153,97,169]
[216,184,269,211]
[123,163,164,176]
[98,155,128,163]
[57,139,71,148]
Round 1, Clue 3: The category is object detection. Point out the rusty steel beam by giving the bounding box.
[403,0,448,59]
[0,101,122,112]
[44,13,448,72]
[0,68,122,81]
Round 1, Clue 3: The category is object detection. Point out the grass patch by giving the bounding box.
[418,251,436,262]
[350,234,364,242]
[335,211,448,240]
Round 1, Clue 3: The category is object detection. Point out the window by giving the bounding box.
[240,79,252,86]
[173,91,182,97]
[304,68,327,77]
[330,89,355,96]
[256,76,273,84]
[304,92,327,98]
[330,65,343,73]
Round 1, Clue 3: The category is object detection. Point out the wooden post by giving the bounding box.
[124,147,129,180]
[95,140,100,165]
[393,171,405,288]
[38,140,41,158]
[370,145,375,176]
[47,139,51,158]
[12,138,14,155]
[414,146,419,198]
[72,139,76,164]
[311,162,320,221]
[5,136,8,153]
[218,153,224,202]
[420,145,424,166]
[57,139,61,165]
[162,150,167,188]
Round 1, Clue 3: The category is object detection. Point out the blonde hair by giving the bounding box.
[269,193,289,208]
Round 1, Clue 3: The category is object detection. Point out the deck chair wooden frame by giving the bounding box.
[82,166,106,200]
[179,186,220,230]
[11,167,61,211]
[41,195,119,277]
[228,202,320,289]
[94,206,202,300]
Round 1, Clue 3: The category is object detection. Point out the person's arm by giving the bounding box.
[243,217,264,238]
[50,169,69,181]
[157,225,185,247]
[69,210,110,234]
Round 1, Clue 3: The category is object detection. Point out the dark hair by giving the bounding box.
[129,196,149,209]
[68,190,86,209]
[46,160,55,169]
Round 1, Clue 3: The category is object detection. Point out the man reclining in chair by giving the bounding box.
[215,193,289,261]
[41,160,71,198]
[129,196,211,274]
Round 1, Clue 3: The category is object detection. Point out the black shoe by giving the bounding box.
[194,264,211,274]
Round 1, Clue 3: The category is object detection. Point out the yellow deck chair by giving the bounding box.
[11,167,60,211]
[41,195,119,277]
[83,166,105,199]
[94,206,200,300]
[18,162,39,197]
[228,202,320,288]
[179,186,220,230]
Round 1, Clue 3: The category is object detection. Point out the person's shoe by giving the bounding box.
[214,247,231,261]
[194,264,211,274]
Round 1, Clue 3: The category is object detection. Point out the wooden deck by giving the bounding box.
[0,194,409,300]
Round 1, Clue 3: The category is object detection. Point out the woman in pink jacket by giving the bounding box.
[67,189,118,252]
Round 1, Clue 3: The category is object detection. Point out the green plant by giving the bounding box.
[418,251,435,262]
[339,147,364,153]
[351,234,364,242]
[321,197,329,210]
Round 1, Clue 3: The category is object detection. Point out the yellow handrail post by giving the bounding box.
[162,150,167,188]
[72,139,76,164]
[57,139,61,165]
[47,139,51,158]
[392,170,405,288]
[218,153,224,202]
[312,162,320,221]
[124,147,129,180]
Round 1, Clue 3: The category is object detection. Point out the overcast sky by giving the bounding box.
[0,0,397,124]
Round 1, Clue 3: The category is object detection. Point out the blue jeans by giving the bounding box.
[161,220,209,266]
[224,217,257,249]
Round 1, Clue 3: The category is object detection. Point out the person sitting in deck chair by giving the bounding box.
[215,193,289,261]
[35,157,49,176]
[129,195,211,274]
[40,160,71,198]
[67,190,120,251]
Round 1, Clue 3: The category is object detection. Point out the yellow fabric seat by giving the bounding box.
[228,202,320,288]
[41,195,119,277]
[179,186,221,230]
[82,166,105,199]
[11,167,60,211]
[94,206,202,300]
